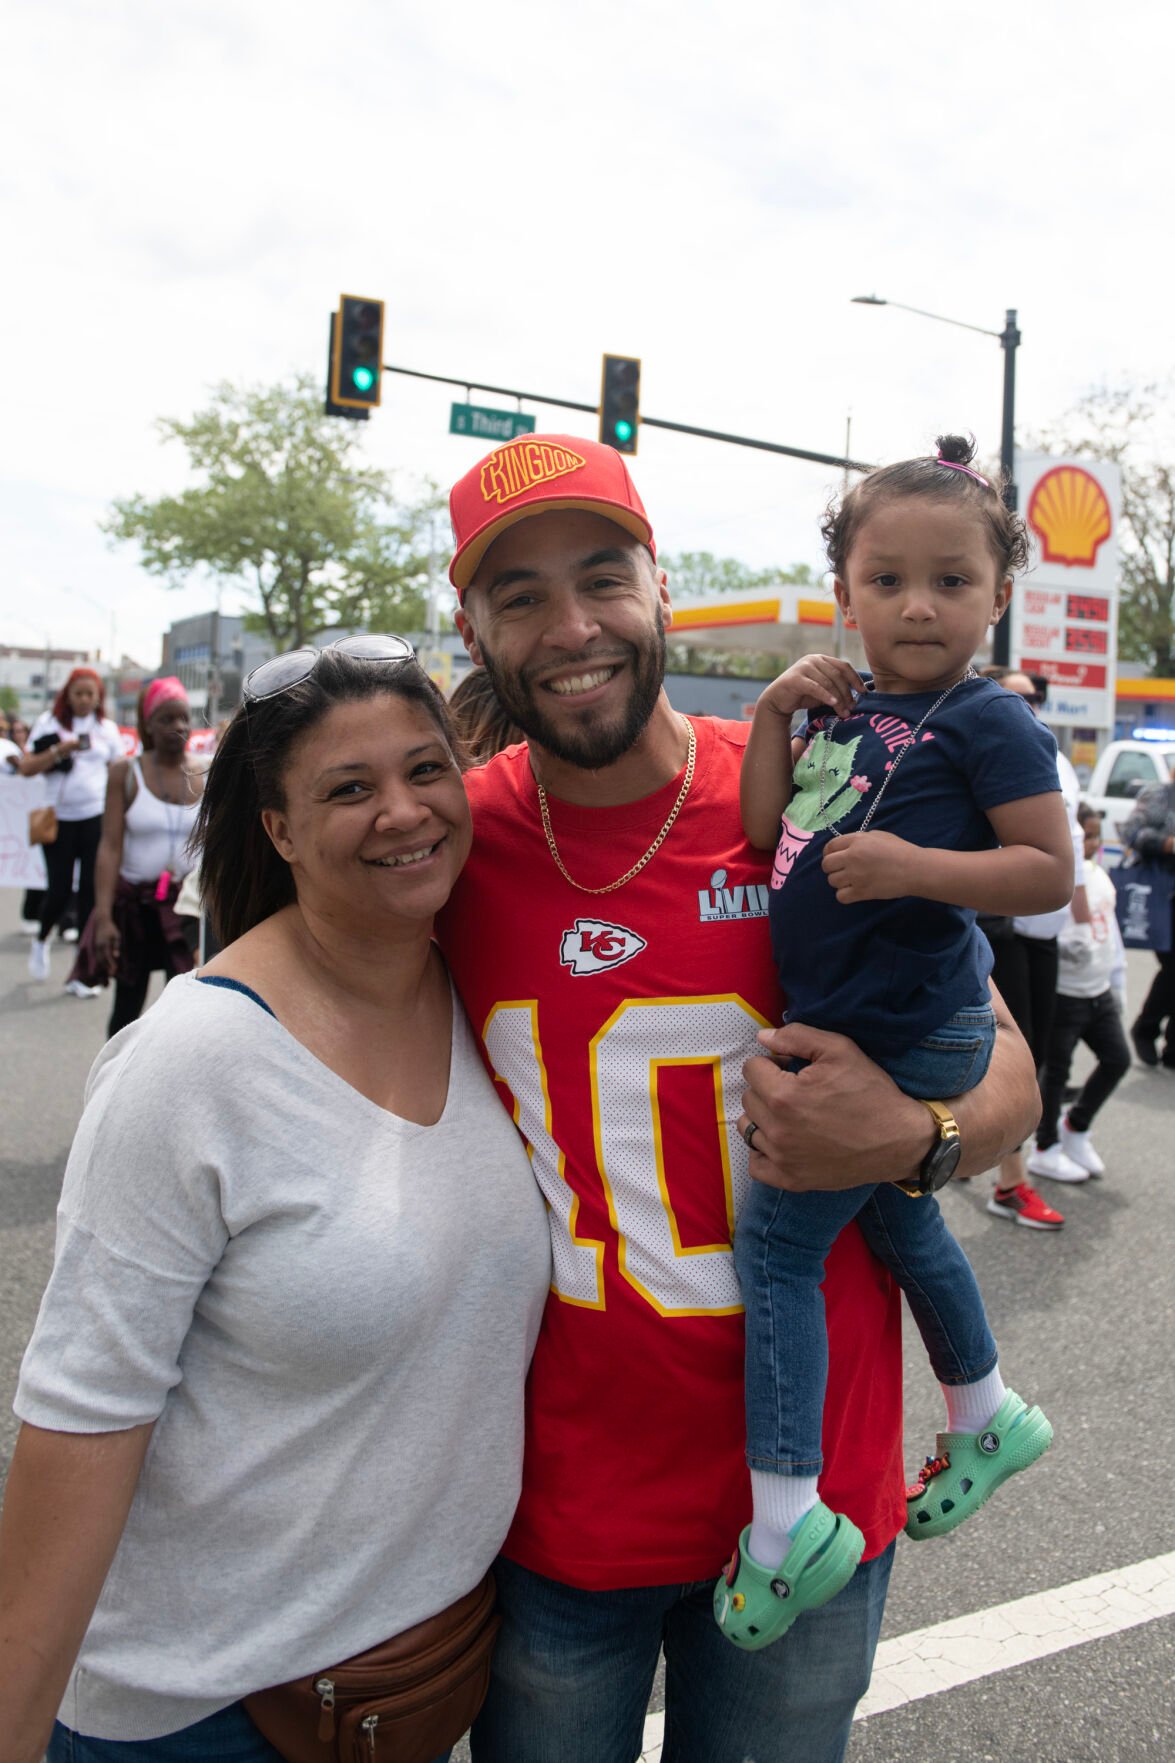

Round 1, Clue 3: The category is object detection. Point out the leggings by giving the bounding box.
[1037,990,1131,1147]
[1135,898,1175,1052]
[107,908,171,1039]
[38,815,102,943]
[987,930,1058,1071]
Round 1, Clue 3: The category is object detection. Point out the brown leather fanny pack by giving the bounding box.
[243,1572,500,1763]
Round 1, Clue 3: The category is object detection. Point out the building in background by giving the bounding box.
[1113,672,1175,742]
[0,645,96,723]
[161,612,273,724]
[107,661,153,726]
[160,614,475,721]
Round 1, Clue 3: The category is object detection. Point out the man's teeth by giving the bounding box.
[547,668,616,696]
[369,844,436,867]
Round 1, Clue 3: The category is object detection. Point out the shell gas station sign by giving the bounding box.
[1012,451,1121,730]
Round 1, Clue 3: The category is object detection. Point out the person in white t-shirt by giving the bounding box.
[1029,805,1131,1180]
[18,669,123,986]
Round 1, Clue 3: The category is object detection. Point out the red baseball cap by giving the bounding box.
[449,433,655,598]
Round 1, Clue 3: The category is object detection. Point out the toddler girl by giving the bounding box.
[715,435,1071,1651]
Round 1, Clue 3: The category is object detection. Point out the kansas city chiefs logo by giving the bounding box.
[560,918,647,975]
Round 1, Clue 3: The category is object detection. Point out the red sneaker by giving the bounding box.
[986,1182,1064,1230]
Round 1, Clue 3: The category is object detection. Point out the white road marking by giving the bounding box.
[638,1551,1175,1760]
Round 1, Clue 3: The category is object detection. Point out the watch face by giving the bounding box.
[927,1135,963,1191]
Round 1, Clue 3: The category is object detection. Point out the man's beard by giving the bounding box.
[478,611,667,771]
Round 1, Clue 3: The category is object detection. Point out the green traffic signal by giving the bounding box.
[599,354,641,455]
[331,296,385,410]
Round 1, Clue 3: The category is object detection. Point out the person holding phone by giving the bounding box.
[19,669,123,990]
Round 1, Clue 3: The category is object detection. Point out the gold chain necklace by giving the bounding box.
[535,719,697,895]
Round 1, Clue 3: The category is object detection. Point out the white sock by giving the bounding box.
[747,1469,820,1568]
[942,1365,1007,1434]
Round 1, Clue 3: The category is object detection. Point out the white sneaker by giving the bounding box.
[1060,1115,1106,1177]
[28,940,51,981]
[64,979,101,999]
[61,926,80,944]
[1027,1142,1090,1183]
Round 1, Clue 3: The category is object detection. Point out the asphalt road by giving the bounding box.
[2,885,1173,1762]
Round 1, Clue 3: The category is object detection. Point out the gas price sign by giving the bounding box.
[1012,453,1122,729]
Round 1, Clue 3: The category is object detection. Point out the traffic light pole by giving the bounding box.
[381,364,874,474]
[993,308,1021,668]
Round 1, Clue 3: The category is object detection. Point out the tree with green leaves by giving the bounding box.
[105,376,445,649]
[1035,383,1175,677]
[658,552,817,598]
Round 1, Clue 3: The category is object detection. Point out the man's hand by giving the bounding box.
[740,1022,932,1192]
[822,829,918,903]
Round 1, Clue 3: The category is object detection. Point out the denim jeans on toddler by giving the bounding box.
[735,1003,998,1479]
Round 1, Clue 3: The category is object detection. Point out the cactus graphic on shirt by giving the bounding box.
[770,731,866,889]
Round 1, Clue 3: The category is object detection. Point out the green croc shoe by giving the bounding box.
[713,1502,865,1651]
[905,1389,1054,1541]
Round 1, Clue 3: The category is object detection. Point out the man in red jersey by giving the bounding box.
[437,435,1037,1763]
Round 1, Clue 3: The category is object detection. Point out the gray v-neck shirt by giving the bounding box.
[16,972,550,1740]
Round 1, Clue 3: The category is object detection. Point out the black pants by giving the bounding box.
[1135,910,1175,1058]
[38,815,102,943]
[1038,990,1131,1148]
[987,928,1059,1071]
[106,908,171,1039]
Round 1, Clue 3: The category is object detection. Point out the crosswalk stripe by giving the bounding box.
[639,1550,1175,1760]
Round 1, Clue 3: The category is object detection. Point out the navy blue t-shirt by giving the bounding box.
[767,674,1059,1058]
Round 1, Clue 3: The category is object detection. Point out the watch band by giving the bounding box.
[920,1098,960,1139]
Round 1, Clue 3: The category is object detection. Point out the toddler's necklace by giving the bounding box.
[536,719,697,895]
[819,669,977,828]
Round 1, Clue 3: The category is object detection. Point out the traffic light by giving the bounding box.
[599,353,641,454]
[330,295,385,411]
[324,313,368,421]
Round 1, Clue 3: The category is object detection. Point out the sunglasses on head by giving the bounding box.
[1010,687,1046,707]
[242,635,417,703]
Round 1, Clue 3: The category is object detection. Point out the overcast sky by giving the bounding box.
[3,0,1172,667]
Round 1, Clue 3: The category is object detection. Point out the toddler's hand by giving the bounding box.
[759,654,864,721]
[822,830,917,903]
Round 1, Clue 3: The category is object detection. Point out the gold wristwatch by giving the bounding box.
[896,1099,962,1196]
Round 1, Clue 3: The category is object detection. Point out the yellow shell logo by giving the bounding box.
[1027,466,1112,568]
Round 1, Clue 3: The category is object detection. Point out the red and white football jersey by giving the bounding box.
[439,717,905,1590]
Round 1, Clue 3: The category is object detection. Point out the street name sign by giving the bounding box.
[450,403,536,442]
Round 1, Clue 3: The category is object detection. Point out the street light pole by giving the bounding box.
[851,295,1020,663]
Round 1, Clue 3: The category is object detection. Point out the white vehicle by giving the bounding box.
[1082,737,1175,864]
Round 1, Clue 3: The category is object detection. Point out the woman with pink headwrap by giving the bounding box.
[85,678,205,1037]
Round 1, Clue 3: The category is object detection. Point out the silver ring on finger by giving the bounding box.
[743,1120,760,1150]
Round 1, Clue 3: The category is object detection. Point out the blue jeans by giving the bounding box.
[470,1545,895,1763]
[737,1005,998,1476]
[48,1705,285,1762]
[50,1705,450,1762]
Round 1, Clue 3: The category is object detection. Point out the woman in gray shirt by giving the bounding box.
[0,640,551,1763]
